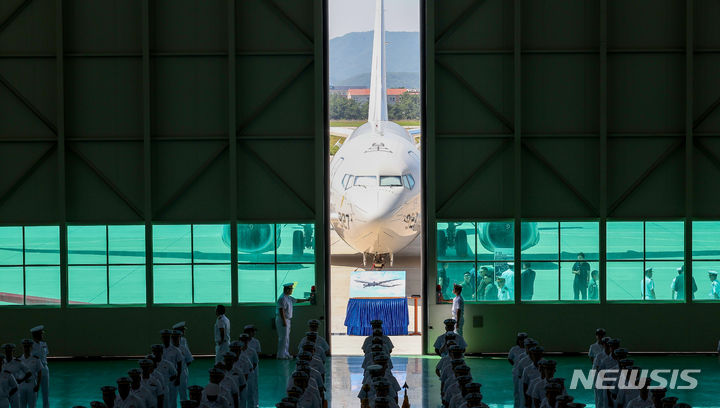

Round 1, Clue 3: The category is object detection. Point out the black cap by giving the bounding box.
[596,328,606,335]
[180,401,199,408]
[90,403,108,408]
[517,332,528,339]
[150,344,164,352]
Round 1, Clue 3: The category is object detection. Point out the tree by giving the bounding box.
[329,94,368,120]
[388,92,420,120]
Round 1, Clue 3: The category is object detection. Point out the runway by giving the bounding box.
[330,227,423,355]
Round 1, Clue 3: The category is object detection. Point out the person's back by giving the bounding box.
[521,267,536,300]
[483,283,498,301]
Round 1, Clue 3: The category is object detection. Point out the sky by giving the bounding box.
[329,0,420,39]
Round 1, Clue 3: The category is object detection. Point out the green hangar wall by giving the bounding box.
[424,0,720,353]
[0,0,327,356]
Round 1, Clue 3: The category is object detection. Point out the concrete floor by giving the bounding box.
[44,355,718,407]
[329,228,423,355]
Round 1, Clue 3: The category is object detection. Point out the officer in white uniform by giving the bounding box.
[171,330,191,402]
[139,358,164,408]
[28,327,47,408]
[214,306,231,364]
[588,328,606,363]
[128,368,155,408]
[113,377,145,408]
[451,284,465,335]
[276,283,308,360]
[507,332,528,366]
[0,357,19,408]
[238,334,259,408]
[3,344,30,408]
[18,340,41,408]
[160,330,183,408]
[708,271,720,299]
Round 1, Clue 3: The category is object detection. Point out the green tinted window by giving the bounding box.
[68,225,146,306]
[237,223,316,304]
[153,224,230,304]
[437,222,476,261]
[691,221,720,301]
[0,226,61,306]
[607,222,643,260]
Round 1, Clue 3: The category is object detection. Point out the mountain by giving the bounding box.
[333,72,420,89]
[329,31,420,87]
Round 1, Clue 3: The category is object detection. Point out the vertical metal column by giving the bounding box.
[684,0,694,303]
[142,0,153,307]
[56,0,68,309]
[599,0,608,304]
[422,0,435,354]
[229,0,239,306]
[513,0,522,303]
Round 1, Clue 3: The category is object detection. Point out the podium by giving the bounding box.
[344,270,409,336]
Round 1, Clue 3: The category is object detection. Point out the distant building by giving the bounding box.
[345,88,419,105]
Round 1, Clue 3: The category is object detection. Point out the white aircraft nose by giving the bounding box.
[353,189,403,223]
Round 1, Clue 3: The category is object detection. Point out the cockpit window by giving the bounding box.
[403,174,415,189]
[343,175,355,190]
[380,176,403,187]
[354,176,377,187]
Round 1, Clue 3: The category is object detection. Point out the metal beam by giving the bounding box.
[435,58,515,132]
[67,144,144,219]
[228,0,238,307]
[235,57,313,134]
[513,0,522,304]
[141,0,153,307]
[599,0,608,304]
[0,144,55,207]
[608,139,684,215]
[239,141,314,216]
[153,143,230,217]
[522,141,598,214]
[693,95,720,130]
[0,0,33,35]
[0,73,57,134]
[685,0,694,303]
[434,0,486,46]
[436,140,512,216]
[263,0,313,48]
[56,0,67,309]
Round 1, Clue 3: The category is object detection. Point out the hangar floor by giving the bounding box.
[330,228,423,355]
[44,355,718,407]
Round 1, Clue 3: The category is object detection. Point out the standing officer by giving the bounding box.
[708,271,720,299]
[215,306,231,364]
[2,344,30,408]
[29,326,48,408]
[18,340,41,408]
[171,330,192,402]
[276,283,309,360]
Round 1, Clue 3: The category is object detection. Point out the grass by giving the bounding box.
[329,135,344,155]
[330,120,420,127]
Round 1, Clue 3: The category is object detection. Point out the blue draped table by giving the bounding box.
[344,297,409,336]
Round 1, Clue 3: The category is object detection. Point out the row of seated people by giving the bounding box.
[80,329,259,408]
[509,329,693,408]
[434,318,487,408]
[273,326,329,408]
[358,319,410,408]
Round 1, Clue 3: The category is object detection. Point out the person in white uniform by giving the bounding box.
[239,334,259,408]
[641,268,656,300]
[214,305,231,364]
[171,329,192,402]
[0,357,19,408]
[18,340,41,408]
[451,284,465,335]
[2,344,30,408]
[588,328,606,363]
[708,271,720,299]
[160,330,183,408]
[29,327,48,408]
[113,377,145,408]
[276,283,309,360]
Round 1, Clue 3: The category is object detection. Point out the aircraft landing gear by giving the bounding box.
[292,230,304,257]
[438,223,468,258]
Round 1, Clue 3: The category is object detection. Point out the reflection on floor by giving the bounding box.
[45,355,719,407]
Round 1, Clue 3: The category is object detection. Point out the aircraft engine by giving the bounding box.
[221,224,278,254]
[477,221,539,253]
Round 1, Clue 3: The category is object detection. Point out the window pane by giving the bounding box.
[606,262,643,301]
[25,226,60,265]
[237,224,275,263]
[437,222,476,261]
[691,261,720,300]
[437,262,475,300]
[477,262,514,302]
[560,222,599,261]
[68,226,107,265]
[692,222,720,260]
[523,262,559,301]
[0,227,22,265]
[521,222,558,261]
[647,261,685,301]
[238,264,276,303]
[607,222,643,260]
[0,267,23,305]
[519,262,538,301]
[25,266,60,305]
[193,224,230,264]
[109,265,146,304]
[69,266,107,304]
[108,225,145,264]
[379,176,402,187]
[276,264,315,301]
[277,224,316,263]
[560,261,599,301]
[153,265,192,304]
[153,225,191,264]
[645,222,684,260]
[476,222,514,262]
[194,264,231,303]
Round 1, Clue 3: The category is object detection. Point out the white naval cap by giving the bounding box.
[30,325,44,333]
[283,283,295,288]
[172,322,186,330]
